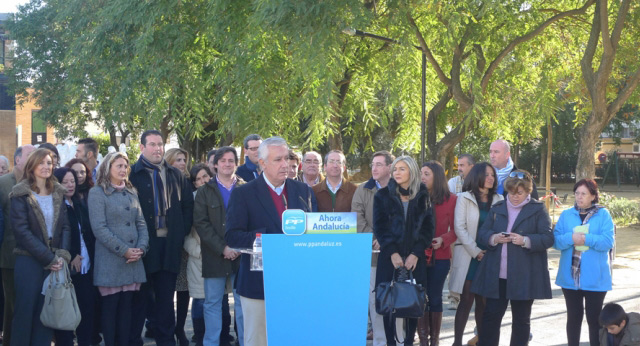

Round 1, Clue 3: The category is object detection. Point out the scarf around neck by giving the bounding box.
[495,157,514,194]
[139,155,168,229]
[570,202,602,288]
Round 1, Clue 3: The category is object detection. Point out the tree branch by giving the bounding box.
[610,0,631,51]
[450,26,473,111]
[580,0,600,99]
[427,87,453,157]
[406,12,451,86]
[608,67,640,116]
[482,0,596,93]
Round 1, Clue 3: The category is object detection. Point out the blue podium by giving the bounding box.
[262,233,372,346]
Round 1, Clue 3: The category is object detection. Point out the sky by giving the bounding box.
[0,0,28,14]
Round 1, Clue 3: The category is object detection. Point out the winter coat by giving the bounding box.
[193,178,245,278]
[470,199,554,300]
[449,191,503,294]
[431,195,458,260]
[553,206,614,291]
[10,180,71,268]
[129,159,194,274]
[351,178,379,266]
[312,178,357,212]
[88,185,149,287]
[65,195,96,273]
[600,312,640,346]
[373,178,434,287]
[184,228,204,299]
[0,172,18,268]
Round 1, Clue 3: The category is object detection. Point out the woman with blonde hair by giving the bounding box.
[10,148,71,345]
[165,148,190,177]
[374,155,434,345]
[165,147,191,345]
[88,152,148,346]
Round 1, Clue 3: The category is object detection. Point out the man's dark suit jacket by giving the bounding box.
[225,174,317,299]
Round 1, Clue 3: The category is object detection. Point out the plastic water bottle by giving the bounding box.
[251,233,263,271]
[456,175,463,194]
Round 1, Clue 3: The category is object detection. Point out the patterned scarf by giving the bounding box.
[139,155,168,229]
[571,203,602,288]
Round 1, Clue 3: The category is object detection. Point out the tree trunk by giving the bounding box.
[540,145,546,187]
[545,122,552,209]
[576,111,607,180]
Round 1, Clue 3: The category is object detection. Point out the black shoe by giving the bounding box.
[175,330,190,346]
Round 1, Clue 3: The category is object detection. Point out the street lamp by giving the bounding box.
[342,28,427,164]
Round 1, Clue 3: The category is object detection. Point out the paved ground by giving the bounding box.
[137,184,640,345]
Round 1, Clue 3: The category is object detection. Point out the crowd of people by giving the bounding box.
[0,133,626,346]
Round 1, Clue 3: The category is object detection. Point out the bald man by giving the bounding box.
[489,140,538,199]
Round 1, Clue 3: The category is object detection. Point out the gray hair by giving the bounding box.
[257,137,289,162]
[303,151,322,164]
[391,155,421,200]
[243,134,263,149]
[0,155,9,168]
[458,153,475,165]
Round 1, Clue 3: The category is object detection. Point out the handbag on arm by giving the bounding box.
[40,262,82,330]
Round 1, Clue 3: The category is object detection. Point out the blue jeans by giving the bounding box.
[425,259,451,312]
[204,275,244,346]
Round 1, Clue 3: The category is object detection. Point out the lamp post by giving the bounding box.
[342,28,427,164]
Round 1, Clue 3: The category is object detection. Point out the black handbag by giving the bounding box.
[375,267,427,319]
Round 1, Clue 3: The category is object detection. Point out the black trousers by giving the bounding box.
[383,315,417,346]
[562,288,607,346]
[479,279,534,346]
[54,272,97,346]
[130,270,178,346]
[102,290,134,346]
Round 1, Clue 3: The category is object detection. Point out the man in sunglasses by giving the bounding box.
[489,139,539,199]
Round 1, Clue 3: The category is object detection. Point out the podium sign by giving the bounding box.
[305,212,357,234]
[262,233,372,346]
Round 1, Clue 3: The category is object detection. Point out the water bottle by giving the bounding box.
[456,175,463,194]
[250,233,263,271]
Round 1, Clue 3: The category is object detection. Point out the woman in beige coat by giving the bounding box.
[450,162,503,346]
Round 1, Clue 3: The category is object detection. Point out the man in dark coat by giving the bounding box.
[129,130,194,346]
[225,137,317,346]
[236,134,262,182]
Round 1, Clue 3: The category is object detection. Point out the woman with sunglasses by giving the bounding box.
[554,179,614,346]
[449,162,502,346]
[471,170,554,346]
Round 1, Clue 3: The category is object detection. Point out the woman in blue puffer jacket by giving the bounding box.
[554,178,614,346]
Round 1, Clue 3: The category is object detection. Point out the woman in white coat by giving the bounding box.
[450,162,503,346]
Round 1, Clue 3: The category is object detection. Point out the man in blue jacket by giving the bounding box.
[225,137,317,346]
[236,134,262,182]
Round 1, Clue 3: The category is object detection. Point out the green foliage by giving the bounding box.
[93,134,111,157]
[126,140,141,165]
[599,193,640,226]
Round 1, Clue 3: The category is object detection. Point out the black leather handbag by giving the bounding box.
[375,267,427,319]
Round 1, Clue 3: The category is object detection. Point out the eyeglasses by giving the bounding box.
[509,171,529,180]
[304,159,321,165]
[326,159,344,166]
[371,162,387,168]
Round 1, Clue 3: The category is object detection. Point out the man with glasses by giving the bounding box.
[299,151,324,187]
[312,150,357,212]
[351,150,396,345]
[489,139,538,199]
[237,134,263,182]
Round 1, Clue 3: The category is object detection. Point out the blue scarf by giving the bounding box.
[495,157,514,194]
[139,155,168,228]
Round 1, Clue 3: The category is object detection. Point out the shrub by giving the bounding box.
[599,193,640,226]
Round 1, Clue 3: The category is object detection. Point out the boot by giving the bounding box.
[417,313,430,346]
[193,317,205,346]
[429,312,442,346]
